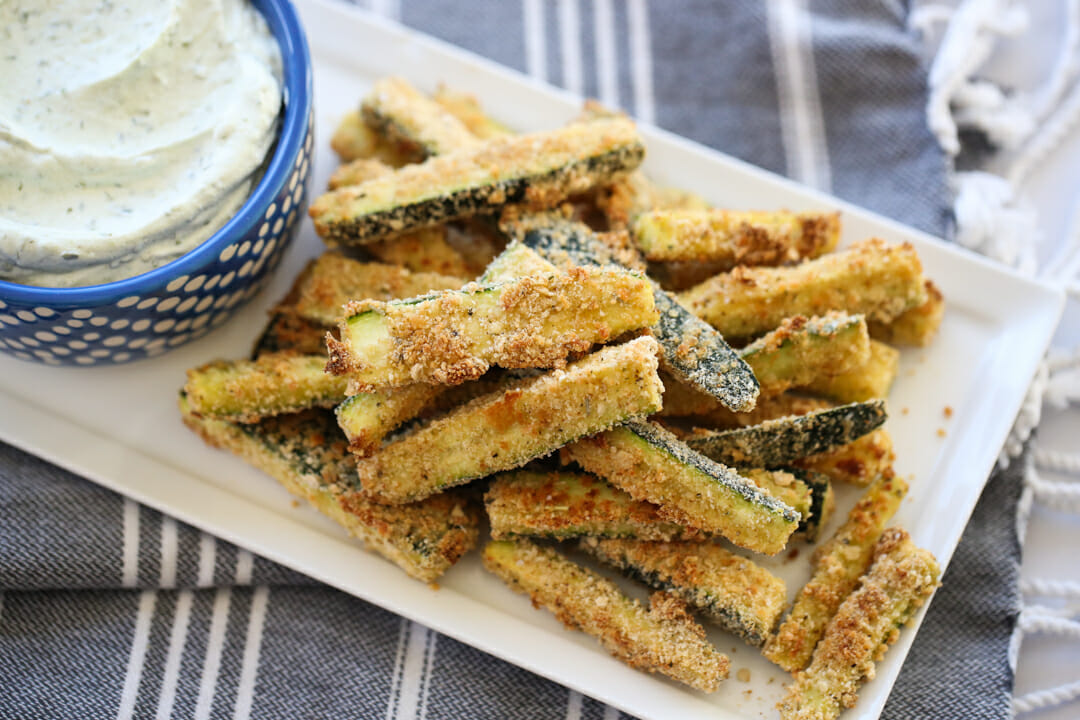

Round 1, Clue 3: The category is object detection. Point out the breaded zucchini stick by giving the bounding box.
[367,226,474,278]
[483,539,729,692]
[329,109,413,166]
[581,537,787,647]
[362,76,482,158]
[252,311,327,358]
[327,157,394,190]
[180,398,478,583]
[184,353,348,423]
[432,85,514,139]
[334,384,446,456]
[779,528,940,720]
[868,278,944,347]
[785,469,836,542]
[563,420,799,555]
[685,400,887,469]
[309,117,645,245]
[806,339,900,403]
[326,266,657,390]
[764,472,909,672]
[659,385,833,425]
[350,336,663,504]
[292,253,465,327]
[485,470,706,542]
[631,209,840,266]
[794,428,895,488]
[510,213,760,413]
[676,238,928,340]
[739,313,870,397]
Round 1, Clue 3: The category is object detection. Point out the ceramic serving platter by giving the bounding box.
[0,1,1064,717]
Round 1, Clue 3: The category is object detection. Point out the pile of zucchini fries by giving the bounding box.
[179,77,944,719]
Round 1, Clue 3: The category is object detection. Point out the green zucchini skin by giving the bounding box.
[179,397,479,583]
[564,420,799,555]
[580,537,787,646]
[484,469,706,541]
[686,400,887,468]
[361,77,481,159]
[783,468,835,542]
[351,336,664,504]
[514,215,759,413]
[310,119,645,245]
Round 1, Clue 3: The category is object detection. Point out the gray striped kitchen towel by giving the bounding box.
[0,1,1017,718]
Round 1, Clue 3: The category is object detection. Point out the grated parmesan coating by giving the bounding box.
[868,279,945,347]
[632,209,840,265]
[362,76,482,159]
[327,266,658,390]
[564,420,799,555]
[685,400,887,469]
[484,469,706,542]
[184,352,348,423]
[794,428,896,488]
[432,85,515,140]
[778,528,940,719]
[483,539,729,692]
[329,109,414,166]
[347,336,663,504]
[293,252,466,327]
[179,397,478,583]
[506,212,760,412]
[677,238,928,340]
[764,472,908,672]
[309,117,645,245]
[581,537,788,646]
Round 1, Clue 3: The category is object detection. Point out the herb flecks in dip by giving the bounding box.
[0,0,283,287]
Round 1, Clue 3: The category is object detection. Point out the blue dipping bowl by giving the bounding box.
[0,0,313,366]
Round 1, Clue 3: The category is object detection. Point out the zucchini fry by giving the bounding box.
[485,470,706,542]
[738,312,870,397]
[779,528,940,720]
[335,384,446,457]
[329,109,413,166]
[786,469,836,542]
[350,336,664,504]
[868,279,944,347]
[631,209,839,266]
[658,314,867,417]
[184,353,348,423]
[483,539,729,692]
[365,226,474,278]
[794,428,895,488]
[581,537,787,647]
[658,384,833,424]
[806,339,899,403]
[677,238,928,340]
[180,397,478,583]
[685,400,887,469]
[309,117,645,245]
[563,420,799,555]
[252,311,328,358]
[326,266,657,390]
[510,213,760,413]
[328,157,394,190]
[362,76,482,158]
[292,253,465,327]
[763,472,909,672]
[432,85,515,139]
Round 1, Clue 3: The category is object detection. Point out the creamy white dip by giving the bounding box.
[0,0,283,287]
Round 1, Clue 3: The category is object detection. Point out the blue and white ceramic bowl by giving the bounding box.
[0,0,313,366]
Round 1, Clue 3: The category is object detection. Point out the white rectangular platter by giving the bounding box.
[0,1,1065,717]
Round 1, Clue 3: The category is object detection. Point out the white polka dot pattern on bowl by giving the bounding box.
[0,109,313,366]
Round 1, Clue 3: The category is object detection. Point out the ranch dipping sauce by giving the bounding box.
[0,0,283,287]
